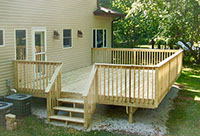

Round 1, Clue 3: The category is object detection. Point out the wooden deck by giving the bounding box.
[62,66,92,94]
[62,65,155,100]
[14,48,183,129]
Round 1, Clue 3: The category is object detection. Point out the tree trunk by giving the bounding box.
[158,44,161,49]
[151,39,155,49]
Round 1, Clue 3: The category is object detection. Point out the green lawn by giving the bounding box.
[166,64,200,136]
[0,64,199,136]
[0,115,121,136]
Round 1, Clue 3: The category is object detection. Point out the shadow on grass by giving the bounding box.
[176,65,200,91]
[167,64,200,136]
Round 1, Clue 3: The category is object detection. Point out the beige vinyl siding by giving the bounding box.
[0,27,15,96]
[0,0,112,96]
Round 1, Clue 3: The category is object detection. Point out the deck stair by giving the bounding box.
[49,97,85,126]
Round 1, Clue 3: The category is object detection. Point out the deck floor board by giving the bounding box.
[61,65,156,100]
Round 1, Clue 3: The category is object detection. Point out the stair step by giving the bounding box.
[58,98,84,104]
[49,115,84,124]
[53,106,84,113]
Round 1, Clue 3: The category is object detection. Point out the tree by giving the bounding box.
[99,0,200,63]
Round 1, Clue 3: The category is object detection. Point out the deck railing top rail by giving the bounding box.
[92,48,179,52]
[14,60,62,64]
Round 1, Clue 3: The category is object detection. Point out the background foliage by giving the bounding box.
[99,0,200,63]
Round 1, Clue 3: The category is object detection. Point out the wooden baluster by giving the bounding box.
[106,50,107,63]
[43,63,45,90]
[30,63,32,91]
[46,64,49,87]
[134,67,136,103]
[156,52,158,64]
[147,68,149,104]
[20,62,22,89]
[36,63,39,89]
[152,68,154,104]
[27,62,29,90]
[49,64,52,80]
[33,63,35,90]
[116,67,119,102]
[99,66,102,97]
[115,50,117,64]
[120,67,123,102]
[152,51,153,65]
[133,51,137,65]
[147,51,148,65]
[117,51,119,64]
[108,66,110,99]
[15,62,19,90]
[138,68,140,103]
[129,67,131,103]
[104,66,106,100]
[142,67,145,103]
[24,62,26,89]
[112,67,114,100]
[39,63,42,90]
[125,68,127,102]
[122,51,124,64]
[141,51,143,65]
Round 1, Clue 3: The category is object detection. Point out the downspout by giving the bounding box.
[97,0,99,8]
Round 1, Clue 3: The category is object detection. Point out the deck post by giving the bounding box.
[128,107,138,124]
[13,61,19,90]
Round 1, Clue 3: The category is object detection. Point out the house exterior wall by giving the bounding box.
[0,0,113,96]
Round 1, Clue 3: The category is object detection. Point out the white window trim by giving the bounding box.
[92,28,107,48]
[62,28,73,49]
[32,27,47,61]
[0,29,5,47]
[14,28,28,60]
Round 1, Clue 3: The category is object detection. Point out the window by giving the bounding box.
[93,29,107,48]
[16,30,27,60]
[0,29,4,46]
[63,29,72,48]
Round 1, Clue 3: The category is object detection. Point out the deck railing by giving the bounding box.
[95,64,156,108]
[155,50,183,105]
[86,49,183,110]
[13,60,62,97]
[92,48,177,65]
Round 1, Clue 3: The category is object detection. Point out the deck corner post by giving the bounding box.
[13,61,19,90]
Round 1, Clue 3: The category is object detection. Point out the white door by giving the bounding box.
[32,28,47,61]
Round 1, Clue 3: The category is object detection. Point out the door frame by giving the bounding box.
[32,27,47,61]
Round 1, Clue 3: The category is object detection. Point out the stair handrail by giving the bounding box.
[83,64,98,129]
[45,63,63,120]
[83,64,97,97]
[45,63,63,93]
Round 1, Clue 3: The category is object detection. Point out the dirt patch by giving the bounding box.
[177,96,193,101]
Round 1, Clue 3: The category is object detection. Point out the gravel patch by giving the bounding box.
[32,85,179,136]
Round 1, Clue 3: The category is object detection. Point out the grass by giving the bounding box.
[166,63,200,136]
[0,115,121,136]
